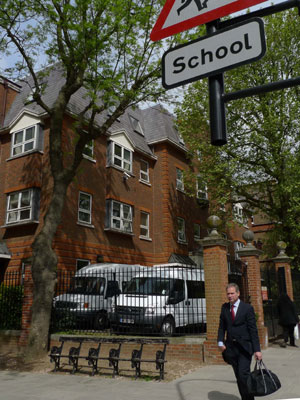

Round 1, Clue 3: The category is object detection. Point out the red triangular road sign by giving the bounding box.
[150,0,267,41]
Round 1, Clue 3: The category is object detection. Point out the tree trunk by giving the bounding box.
[25,179,69,358]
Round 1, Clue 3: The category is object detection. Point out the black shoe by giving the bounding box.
[290,344,298,347]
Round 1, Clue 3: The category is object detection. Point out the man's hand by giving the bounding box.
[218,345,226,352]
[254,351,262,360]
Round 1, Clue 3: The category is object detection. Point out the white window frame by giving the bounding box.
[110,200,133,233]
[6,189,33,224]
[194,223,201,241]
[78,192,92,225]
[177,217,186,243]
[83,139,94,160]
[196,176,208,200]
[140,160,149,183]
[11,125,37,157]
[140,211,150,239]
[112,142,132,172]
[233,203,244,224]
[176,168,184,191]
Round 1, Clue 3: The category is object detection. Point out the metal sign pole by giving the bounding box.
[207,21,227,146]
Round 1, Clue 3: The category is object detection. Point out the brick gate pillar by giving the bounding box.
[19,264,33,347]
[237,230,268,349]
[272,241,294,300]
[200,216,230,364]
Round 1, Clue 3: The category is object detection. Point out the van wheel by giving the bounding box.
[94,312,108,330]
[160,317,175,336]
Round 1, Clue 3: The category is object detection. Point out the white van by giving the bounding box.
[109,264,206,336]
[53,263,145,329]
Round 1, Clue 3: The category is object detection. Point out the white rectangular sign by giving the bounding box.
[162,18,266,89]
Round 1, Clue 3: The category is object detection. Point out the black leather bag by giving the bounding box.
[247,360,281,396]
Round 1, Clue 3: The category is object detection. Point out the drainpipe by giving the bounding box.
[1,79,8,127]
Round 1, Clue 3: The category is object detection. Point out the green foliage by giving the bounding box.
[0,284,23,330]
[176,9,300,265]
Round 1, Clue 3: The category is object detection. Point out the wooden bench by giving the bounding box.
[49,336,169,379]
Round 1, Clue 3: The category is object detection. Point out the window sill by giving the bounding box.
[139,179,151,187]
[6,150,44,161]
[104,228,134,236]
[194,237,201,242]
[83,154,96,163]
[177,240,188,245]
[176,188,185,194]
[2,220,39,228]
[106,165,134,176]
[139,236,152,242]
[77,222,95,228]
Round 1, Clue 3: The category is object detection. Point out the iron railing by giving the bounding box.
[50,264,206,336]
[0,270,23,330]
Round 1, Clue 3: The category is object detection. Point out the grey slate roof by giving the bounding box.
[3,66,185,158]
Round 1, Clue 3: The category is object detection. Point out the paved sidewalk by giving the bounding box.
[0,342,299,400]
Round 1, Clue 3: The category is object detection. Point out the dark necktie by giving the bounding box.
[231,305,235,322]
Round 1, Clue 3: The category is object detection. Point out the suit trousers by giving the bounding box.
[226,342,254,400]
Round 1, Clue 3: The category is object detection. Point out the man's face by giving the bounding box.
[227,286,240,304]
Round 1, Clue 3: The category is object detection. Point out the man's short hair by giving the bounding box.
[226,283,240,292]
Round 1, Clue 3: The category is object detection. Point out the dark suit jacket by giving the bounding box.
[217,300,261,356]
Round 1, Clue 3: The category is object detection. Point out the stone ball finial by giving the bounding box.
[207,215,221,237]
[242,230,254,246]
[277,241,287,256]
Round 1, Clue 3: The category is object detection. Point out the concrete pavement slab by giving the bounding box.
[0,342,299,400]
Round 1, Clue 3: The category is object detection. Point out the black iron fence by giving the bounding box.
[50,264,206,336]
[0,270,23,330]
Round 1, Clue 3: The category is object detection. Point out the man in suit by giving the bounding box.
[218,283,262,400]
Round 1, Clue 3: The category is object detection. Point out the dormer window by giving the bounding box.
[129,115,144,136]
[107,141,132,172]
[11,124,44,157]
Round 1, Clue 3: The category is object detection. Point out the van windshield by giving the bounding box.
[68,277,106,295]
[124,277,175,295]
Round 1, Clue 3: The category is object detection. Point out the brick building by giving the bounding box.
[0,67,251,278]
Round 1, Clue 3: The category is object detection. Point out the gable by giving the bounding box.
[10,113,42,134]
[110,131,134,152]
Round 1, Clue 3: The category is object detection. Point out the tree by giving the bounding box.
[176,9,300,265]
[0,0,185,358]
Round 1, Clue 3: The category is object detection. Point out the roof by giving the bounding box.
[168,253,196,266]
[2,65,185,157]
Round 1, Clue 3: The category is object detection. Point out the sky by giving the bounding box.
[0,0,285,74]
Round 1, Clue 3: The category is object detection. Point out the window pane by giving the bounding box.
[123,161,131,171]
[14,131,23,145]
[140,227,148,236]
[24,142,34,152]
[79,193,91,211]
[141,213,148,226]
[13,146,22,155]
[122,205,131,219]
[25,127,35,140]
[114,144,122,157]
[114,157,122,167]
[8,193,19,210]
[124,149,131,161]
[112,219,121,229]
[7,211,18,223]
[123,221,132,232]
[20,191,31,207]
[79,211,90,223]
[20,209,31,220]
[112,202,120,217]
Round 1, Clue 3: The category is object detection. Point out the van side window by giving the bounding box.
[187,281,205,298]
[171,279,185,297]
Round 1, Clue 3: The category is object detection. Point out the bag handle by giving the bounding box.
[257,360,280,392]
